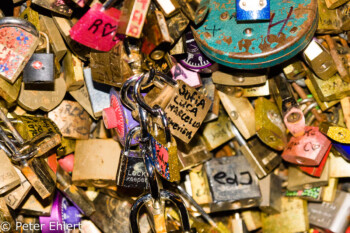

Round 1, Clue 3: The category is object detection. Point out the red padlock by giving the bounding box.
[282,126,331,166]
[298,145,331,177]
[69,0,122,51]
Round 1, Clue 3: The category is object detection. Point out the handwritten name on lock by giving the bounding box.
[70,3,121,51]
[165,80,212,143]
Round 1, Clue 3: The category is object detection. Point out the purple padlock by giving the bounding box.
[179,30,212,71]
[39,192,81,233]
[103,88,139,146]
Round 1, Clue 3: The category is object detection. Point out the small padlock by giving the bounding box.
[0,17,40,84]
[282,60,307,80]
[23,32,54,88]
[63,50,84,91]
[70,0,122,51]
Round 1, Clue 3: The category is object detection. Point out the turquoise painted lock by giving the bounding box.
[192,0,317,69]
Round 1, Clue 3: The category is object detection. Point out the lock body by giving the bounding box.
[0,149,20,195]
[23,53,54,86]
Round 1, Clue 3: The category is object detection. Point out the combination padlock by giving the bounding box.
[23,32,54,88]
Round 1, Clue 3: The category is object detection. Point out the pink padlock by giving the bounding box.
[69,0,122,51]
[58,154,74,173]
[170,57,202,88]
[283,107,305,137]
[282,126,331,166]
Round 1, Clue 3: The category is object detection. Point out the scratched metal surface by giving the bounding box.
[192,0,318,69]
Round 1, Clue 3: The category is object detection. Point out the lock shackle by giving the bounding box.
[39,32,50,54]
[121,76,139,111]
[130,190,191,233]
[0,17,39,37]
[123,126,141,156]
[153,105,171,143]
[0,108,24,145]
[134,75,159,117]
[101,0,119,10]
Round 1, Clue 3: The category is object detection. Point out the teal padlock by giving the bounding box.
[192,0,317,69]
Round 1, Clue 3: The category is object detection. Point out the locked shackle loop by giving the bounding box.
[153,105,172,143]
[39,31,50,54]
[134,74,159,117]
[0,17,39,37]
[123,126,141,157]
[121,76,140,111]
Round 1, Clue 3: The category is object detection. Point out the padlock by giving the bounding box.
[308,191,350,233]
[56,137,76,158]
[56,165,96,217]
[19,191,54,216]
[48,100,91,140]
[325,0,350,9]
[204,155,261,212]
[285,187,323,202]
[332,142,350,161]
[171,61,202,88]
[270,74,305,137]
[218,89,256,139]
[329,151,350,177]
[338,1,350,30]
[177,135,212,171]
[176,0,209,24]
[166,11,189,44]
[261,197,309,233]
[39,14,67,62]
[89,192,132,233]
[170,36,186,56]
[179,29,212,71]
[236,0,270,21]
[287,163,329,191]
[282,60,307,80]
[319,122,350,143]
[18,73,66,112]
[4,166,32,209]
[70,0,122,51]
[258,173,282,214]
[212,69,267,86]
[117,0,151,38]
[282,126,332,166]
[90,41,133,88]
[146,52,174,74]
[69,83,97,120]
[39,192,83,233]
[241,210,262,232]
[231,213,248,233]
[0,17,40,84]
[201,108,235,151]
[0,149,20,195]
[317,0,343,34]
[58,153,74,173]
[23,32,54,88]
[154,0,180,17]
[63,50,84,91]
[0,72,21,105]
[32,0,72,16]
[0,197,16,232]
[84,68,111,117]
[242,81,270,97]
[188,165,212,206]
[72,139,121,187]
[52,15,91,61]
[141,9,171,60]
[255,97,287,151]
[20,6,40,31]
[322,177,338,202]
[201,78,220,122]
[192,0,317,69]
[103,88,139,146]
[298,144,330,177]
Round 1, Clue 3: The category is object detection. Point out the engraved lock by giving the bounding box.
[282,126,332,166]
[141,9,172,61]
[270,74,305,137]
[0,17,40,84]
[308,191,350,233]
[204,155,261,212]
[48,100,91,140]
[287,163,329,191]
[282,60,307,80]
[63,50,84,91]
[202,107,235,151]
[117,0,151,38]
[212,69,267,86]
[236,0,270,21]
[261,197,309,233]
[317,0,343,34]
[23,32,54,88]
[103,88,139,146]
[255,97,287,151]
[32,0,72,16]
[217,88,256,139]
[304,39,337,80]
[18,73,66,112]
[179,29,212,71]
[90,41,133,88]
[72,139,122,187]
[0,149,20,195]
[56,165,96,217]
[70,0,122,51]
[258,173,282,214]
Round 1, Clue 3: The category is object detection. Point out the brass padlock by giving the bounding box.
[259,173,282,214]
[317,0,342,34]
[166,11,189,44]
[0,149,20,195]
[32,0,72,17]
[212,70,267,86]
[63,50,84,91]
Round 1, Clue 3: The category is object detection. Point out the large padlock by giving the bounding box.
[70,0,122,51]
[23,32,54,88]
[0,17,39,83]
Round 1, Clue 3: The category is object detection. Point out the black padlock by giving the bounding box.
[23,31,54,89]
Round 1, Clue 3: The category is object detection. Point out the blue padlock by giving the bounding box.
[236,0,270,21]
[333,142,350,161]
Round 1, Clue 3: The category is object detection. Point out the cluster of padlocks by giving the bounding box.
[1,0,350,232]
